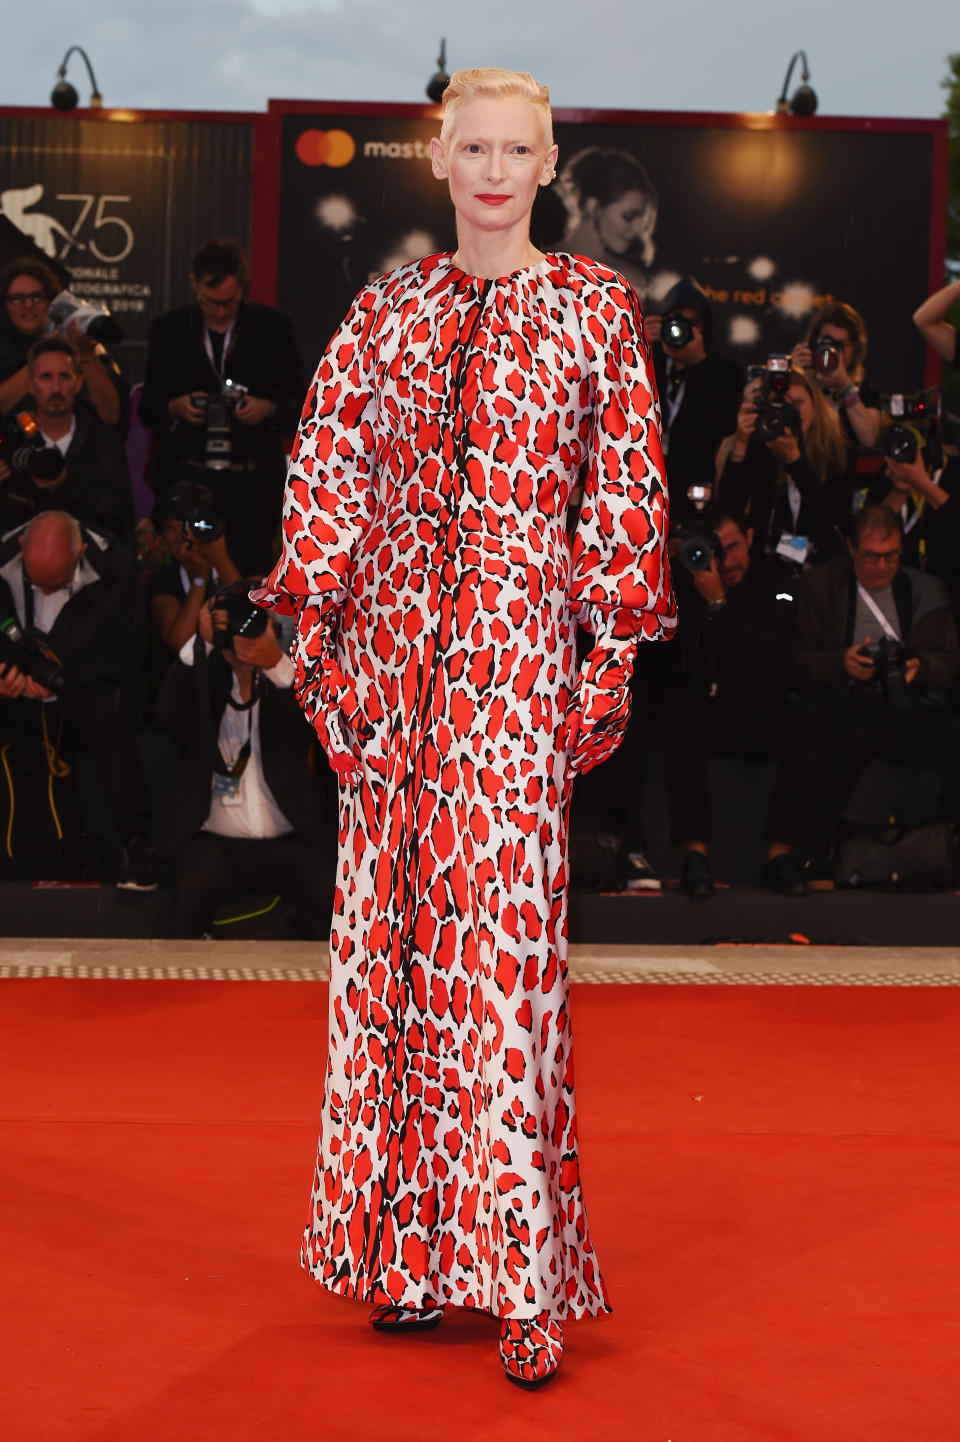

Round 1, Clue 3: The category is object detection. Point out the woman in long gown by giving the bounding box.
[254,67,676,1388]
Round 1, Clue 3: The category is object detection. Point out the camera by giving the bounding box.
[660,312,695,350]
[210,577,270,649]
[882,423,922,465]
[671,522,722,574]
[0,612,66,693]
[879,390,941,467]
[47,289,124,344]
[191,380,249,471]
[751,355,801,443]
[0,410,64,482]
[858,636,912,714]
[812,334,843,378]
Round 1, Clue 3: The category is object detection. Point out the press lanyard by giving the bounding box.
[203,321,235,388]
[663,362,687,440]
[213,675,259,779]
[856,584,900,641]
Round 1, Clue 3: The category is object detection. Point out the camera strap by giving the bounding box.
[203,321,236,388]
[213,672,260,779]
[856,584,900,642]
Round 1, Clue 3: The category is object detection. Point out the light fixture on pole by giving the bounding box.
[426,38,449,105]
[51,46,103,111]
[776,50,817,117]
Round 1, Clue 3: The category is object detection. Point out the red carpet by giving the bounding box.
[2,978,958,1442]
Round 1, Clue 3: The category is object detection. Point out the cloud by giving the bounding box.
[11,0,956,117]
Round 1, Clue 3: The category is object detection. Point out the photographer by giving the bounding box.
[863,443,960,610]
[0,510,155,887]
[153,582,336,937]
[0,337,134,543]
[661,503,804,896]
[912,278,960,365]
[0,259,127,430]
[140,238,306,575]
[781,503,960,887]
[716,365,850,571]
[649,276,743,526]
[792,302,881,451]
[148,481,241,656]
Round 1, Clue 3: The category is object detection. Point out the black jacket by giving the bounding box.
[653,348,743,525]
[0,524,144,698]
[0,406,134,544]
[139,300,306,479]
[789,556,959,700]
[152,643,336,858]
[719,435,850,569]
[670,555,795,700]
[864,456,960,611]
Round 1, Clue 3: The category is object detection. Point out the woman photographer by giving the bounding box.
[717,366,851,569]
[791,301,880,450]
[0,258,126,429]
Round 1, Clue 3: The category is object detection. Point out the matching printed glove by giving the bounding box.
[292,594,371,786]
[563,605,642,777]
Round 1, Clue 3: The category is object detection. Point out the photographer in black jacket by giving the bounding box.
[648,276,742,527]
[140,238,306,574]
[716,364,851,574]
[0,337,134,542]
[663,503,805,897]
[154,582,336,937]
[0,511,154,886]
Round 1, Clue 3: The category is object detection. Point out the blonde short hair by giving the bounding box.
[439,67,553,150]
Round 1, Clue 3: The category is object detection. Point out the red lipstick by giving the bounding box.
[476,194,510,206]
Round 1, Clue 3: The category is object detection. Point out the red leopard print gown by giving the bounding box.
[255,251,675,1321]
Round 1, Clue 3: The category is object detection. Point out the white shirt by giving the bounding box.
[40,415,76,458]
[177,636,297,840]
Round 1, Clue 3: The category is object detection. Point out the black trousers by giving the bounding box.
[167,830,334,937]
[0,683,149,830]
[661,683,804,847]
[781,694,960,847]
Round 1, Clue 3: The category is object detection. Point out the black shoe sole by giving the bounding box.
[370,1313,443,1334]
[503,1367,559,1390]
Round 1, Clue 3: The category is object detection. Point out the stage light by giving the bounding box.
[426,38,449,105]
[775,51,818,117]
[51,46,103,112]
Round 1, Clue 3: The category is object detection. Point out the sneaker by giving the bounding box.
[803,846,836,893]
[625,851,661,892]
[116,836,159,891]
[680,849,715,899]
[761,851,807,897]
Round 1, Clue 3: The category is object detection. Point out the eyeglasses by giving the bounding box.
[7,291,45,307]
[858,549,901,565]
[196,290,241,313]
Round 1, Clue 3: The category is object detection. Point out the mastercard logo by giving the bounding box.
[295,128,356,168]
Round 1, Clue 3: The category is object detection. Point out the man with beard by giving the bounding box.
[0,337,133,542]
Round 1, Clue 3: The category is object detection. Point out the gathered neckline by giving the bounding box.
[443,252,557,285]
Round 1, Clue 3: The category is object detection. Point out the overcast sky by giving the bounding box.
[11,0,959,120]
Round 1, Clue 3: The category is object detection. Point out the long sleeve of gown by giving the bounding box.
[568,276,677,644]
[252,290,380,733]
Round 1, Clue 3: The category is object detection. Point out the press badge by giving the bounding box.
[213,773,243,805]
[776,533,809,566]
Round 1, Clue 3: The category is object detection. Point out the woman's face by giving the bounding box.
[5,272,50,338]
[787,383,815,434]
[431,96,557,236]
[588,188,657,257]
